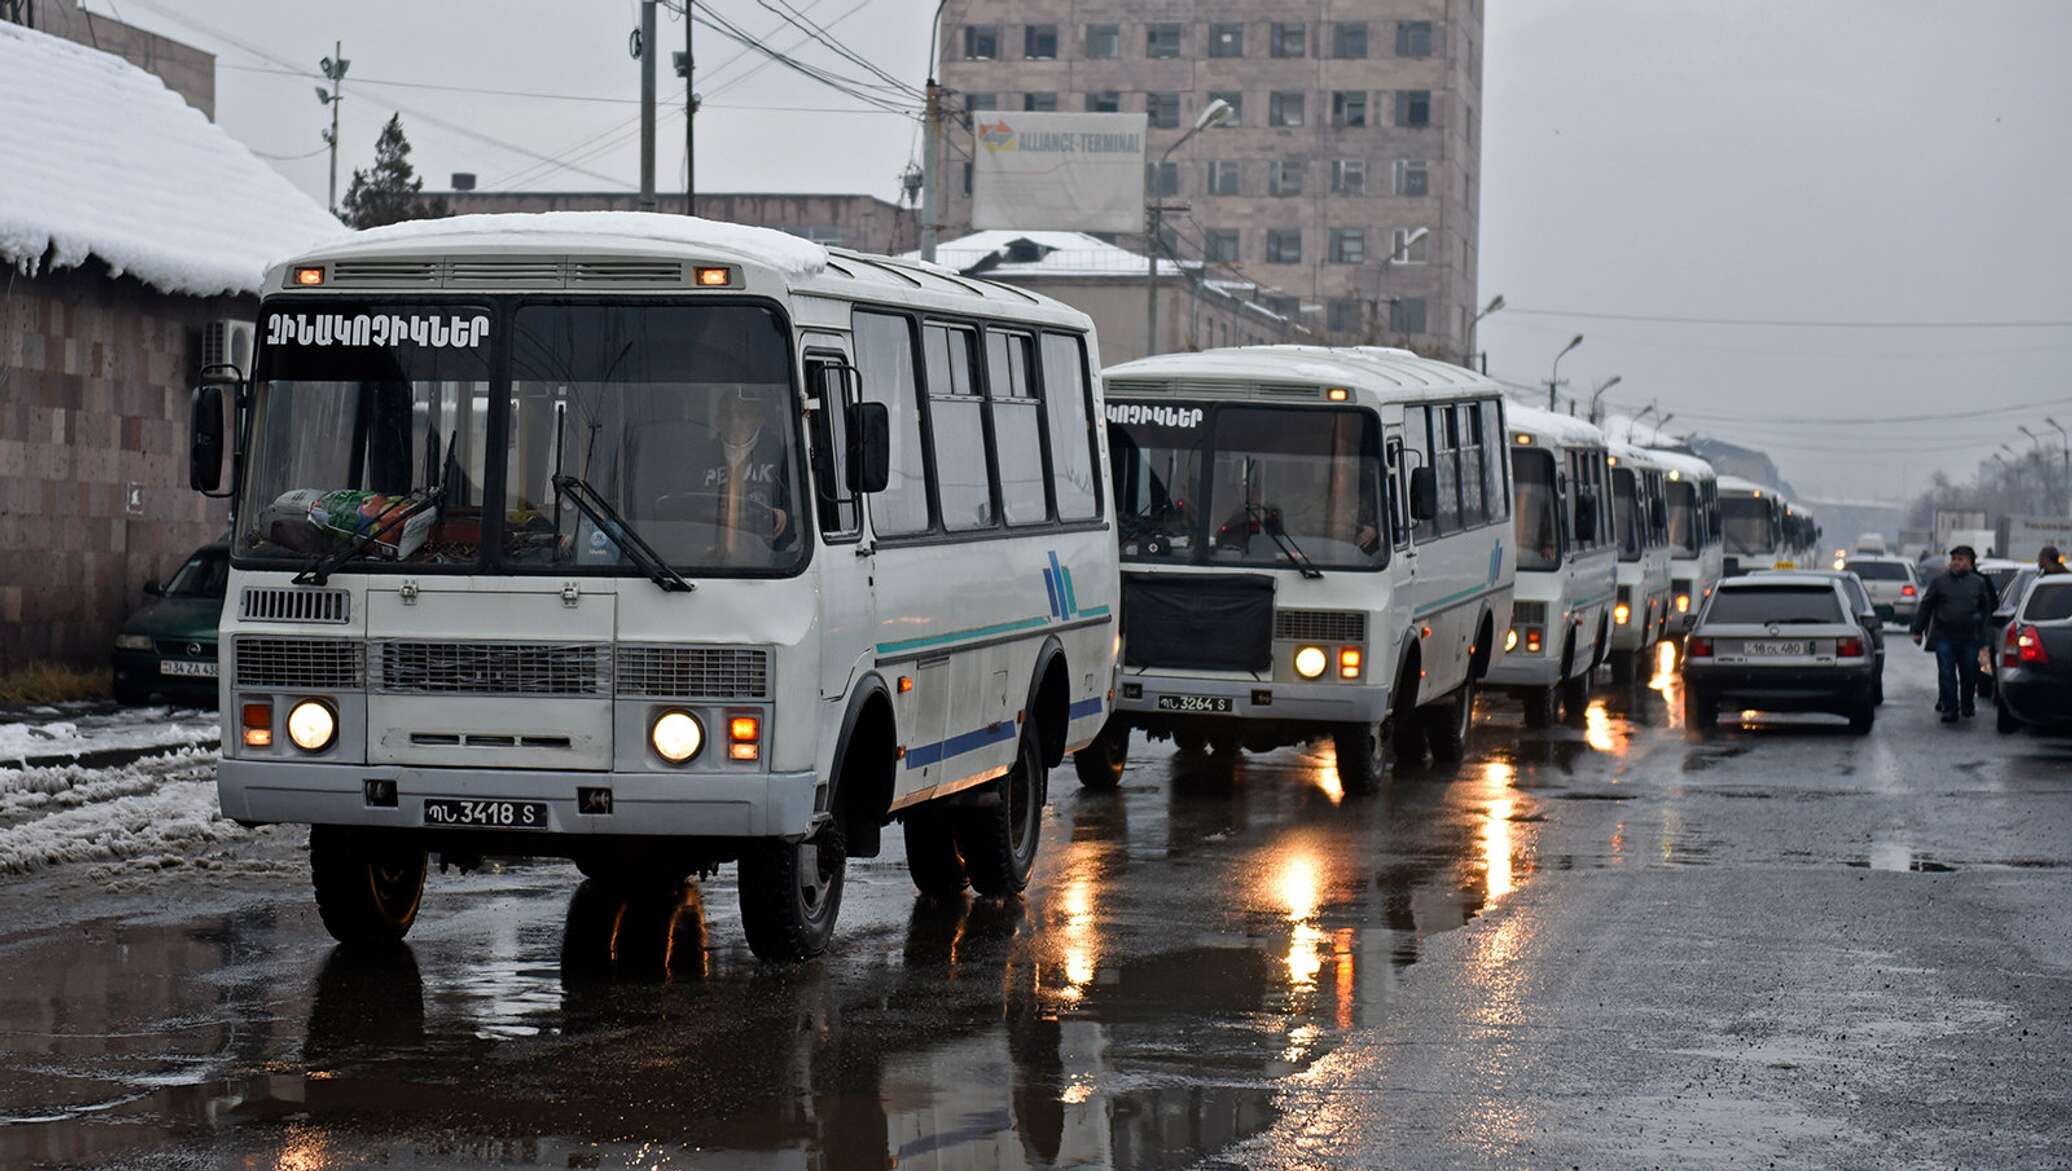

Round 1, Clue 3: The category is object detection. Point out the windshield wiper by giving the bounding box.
[550,474,693,593]
[1247,503,1323,580]
[294,489,444,587]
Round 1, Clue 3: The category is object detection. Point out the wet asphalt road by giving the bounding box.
[3,644,2070,1170]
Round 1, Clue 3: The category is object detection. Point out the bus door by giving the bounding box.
[803,338,877,705]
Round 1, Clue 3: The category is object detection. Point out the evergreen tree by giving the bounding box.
[338,113,450,229]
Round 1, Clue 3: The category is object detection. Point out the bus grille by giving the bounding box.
[616,646,770,700]
[234,637,365,690]
[1272,609,1367,643]
[240,586,350,624]
[373,641,610,696]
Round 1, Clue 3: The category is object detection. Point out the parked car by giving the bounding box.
[1977,566,2040,701]
[110,541,226,706]
[1753,568,1885,704]
[1681,573,1880,734]
[1994,575,2072,734]
[1841,555,1920,625]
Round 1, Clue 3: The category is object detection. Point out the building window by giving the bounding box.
[1145,161,1179,197]
[1146,23,1182,58]
[1269,160,1303,196]
[1267,229,1303,264]
[1147,92,1181,129]
[1207,159,1242,195]
[961,161,972,195]
[1397,90,1432,128]
[1206,229,1239,262]
[1209,22,1244,57]
[1392,227,1431,263]
[1397,20,1434,58]
[1086,23,1119,59]
[1269,91,1305,128]
[1270,22,1306,58]
[1328,297,1365,334]
[1332,22,1369,58]
[1330,159,1366,195]
[1329,229,1367,265]
[785,225,845,245]
[963,25,999,61]
[1331,91,1367,128]
[1023,24,1058,60]
[1023,92,1057,112]
[1390,297,1428,334]
[1208,91,1243,125]
[1394,158,1429,197]
[966,93,998,118]
[1085,91,1120,113]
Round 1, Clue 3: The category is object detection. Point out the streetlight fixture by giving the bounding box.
[1588,374,1622,425]
[1465,292,1504,372]
[2047,416,2071,512]
[1629,403,1656,443]
[1371,226,1430,343]
[316,47,350,216]
[1547,334,1583,410]
[1146,98,1234,356]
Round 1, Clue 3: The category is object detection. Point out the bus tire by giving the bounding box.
[1558,634,1590,718]
[1421,676,1475,764]
[902,802,968,898]
[311,826,426,947]
[1331,721,1388,794]
[1521,685,1557,729]
[1072,719,1129,790]
[1389,659,1427,767]
[738,823,846,962]
[1609,649,1636,686]
[956,730,1045,898]
[1174,730,1208,755]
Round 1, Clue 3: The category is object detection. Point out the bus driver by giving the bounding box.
[681,387,795,555]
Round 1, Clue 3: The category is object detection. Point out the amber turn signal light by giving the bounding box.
[242,700,273,748]
[292,266,325,286]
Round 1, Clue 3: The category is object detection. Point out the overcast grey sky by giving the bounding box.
[96,0,2072,505]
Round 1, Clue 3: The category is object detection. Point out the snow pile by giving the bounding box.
[0,22,345,297]
[342,211,831,278]
[0,707,219,766]
[902,229,1184,278]
[0,748,248,875]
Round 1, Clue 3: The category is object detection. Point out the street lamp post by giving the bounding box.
[1546,334,1583,410]
[1466,293,1504,372]
[1371,226,1430,344]
[1146,98,1233,357]
[1587,374,1622,425]
[2046,416,2070,513]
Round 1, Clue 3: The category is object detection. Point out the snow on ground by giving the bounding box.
[0,706,219,766]
[0,748,253,876]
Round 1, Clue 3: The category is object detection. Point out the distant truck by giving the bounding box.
[1853,532,1888,554]
[1934,509,1988,552]
[1996,516,2072,563]
[1949,528,1999,558]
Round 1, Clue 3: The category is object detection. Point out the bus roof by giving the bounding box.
[1716,474,1777,496]
[1103,344,1502,402]
[1505,402,1608,448]
[1641,447,1717,481]
[1607,440,1669,472]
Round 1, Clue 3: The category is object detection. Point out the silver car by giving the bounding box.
[1681,573,1880,734]
[1841,555,1920,625]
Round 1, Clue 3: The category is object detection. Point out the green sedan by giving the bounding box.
[110,542,226,707]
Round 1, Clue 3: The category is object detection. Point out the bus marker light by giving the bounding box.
[1338,647,1362,679]
[898,676,914,694]
[292,266,325,286]
[1326,387,1350,402]
[729,716,760,743]
[695,265,732,286]
[242,701,273,748]
[729,742,760,761]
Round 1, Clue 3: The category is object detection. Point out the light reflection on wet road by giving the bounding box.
[2,644,2069,1169]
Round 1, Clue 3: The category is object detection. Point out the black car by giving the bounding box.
[1682,574,1880,734]
[1994,576,2072,734]
[110,542,227,706]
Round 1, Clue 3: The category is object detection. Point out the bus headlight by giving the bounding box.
[1294,646,1328,679]
[1675,593,1690,614]
[286,699,337,753]
[1505,628,1520,652]
[1614,602,1632,625]
[651,710,704,764]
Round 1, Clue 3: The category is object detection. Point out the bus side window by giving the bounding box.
[1485,399,1509,522]
[1038,332,1101,522]
[984,330,1050,525]
[805,358,861,540]
[1387,436,1409,548]
[922,322,994,532]
[1402,406,1431,541]
[1459,402,1487,528]
[853,311,932,537]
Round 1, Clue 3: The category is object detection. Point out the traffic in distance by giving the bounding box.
[181,214,2054,965]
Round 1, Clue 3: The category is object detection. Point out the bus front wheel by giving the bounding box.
[1331,721,1388,794]
[738,825,846,961]
[310,826,427,947]
[1521,685,1558,729]
[1420,677,1476,764]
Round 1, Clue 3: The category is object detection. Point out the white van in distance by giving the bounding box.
[1645,448,1724,637]
[1605,442,1674,683]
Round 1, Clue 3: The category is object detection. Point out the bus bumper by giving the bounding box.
[217,759,822,839]
[1485,654,1560,689]
[1113,677,1389,726]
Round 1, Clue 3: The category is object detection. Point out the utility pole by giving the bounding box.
[919,0,949,262]
[317,45,349,217]
[638,0,657,212]
[1547,334,1583,411]
[674,5,695,215]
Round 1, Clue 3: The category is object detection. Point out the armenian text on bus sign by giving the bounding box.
[1107,404,1204,429]
[265,311,492,350]
[971,111,1150,233]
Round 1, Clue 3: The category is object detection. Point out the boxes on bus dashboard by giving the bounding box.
[1097,345,1516,794]
[1643,448,1724,637]
[188,212,1120,961]
[1604,442,1674,683]
[1483,405,1616,726]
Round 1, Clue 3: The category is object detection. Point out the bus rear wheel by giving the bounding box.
[1521,685,1558,729]
[956,730,1045,898]
[1609,649,1637,685]
[1072,719,1129,790]
[738,825,846,961]
[1420,677,1476,764]
[902,802,968,898]
[311,826,427,947]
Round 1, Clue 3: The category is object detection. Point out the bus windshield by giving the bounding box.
[1722,497,1775,555]
[1666,481,1700,557]
[1109,402,1386,571]
[1511,448,1560,572]
[1613,468,1645,561]
[237,301,803,575]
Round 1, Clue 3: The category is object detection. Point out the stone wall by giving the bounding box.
[28,0,217,119]
[0,263,239,670]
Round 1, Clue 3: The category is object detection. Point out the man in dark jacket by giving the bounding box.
[1910,544,1997,722]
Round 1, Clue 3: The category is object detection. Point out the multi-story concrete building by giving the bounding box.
[935,2,1483,360]
[436,191,919,257]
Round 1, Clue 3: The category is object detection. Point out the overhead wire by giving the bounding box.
[1502,306,2072,330]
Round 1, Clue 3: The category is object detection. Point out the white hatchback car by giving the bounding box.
[1840,555,1920,625]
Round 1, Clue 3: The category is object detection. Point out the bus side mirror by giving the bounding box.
[847,402,891,494]
[1408,467,1438,521]
[189,385,225,493]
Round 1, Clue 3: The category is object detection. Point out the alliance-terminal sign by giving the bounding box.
[971,111,1151,234]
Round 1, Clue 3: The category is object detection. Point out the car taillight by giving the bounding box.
[2015,625,2048,665]
[1900,584,1917,598]
[1836,636,1865,658]
[1686,636,1713,658]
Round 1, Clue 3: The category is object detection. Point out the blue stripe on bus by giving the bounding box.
[906,720,1019,769]
[1041,567,1062,619]
[1068,696,1106,720]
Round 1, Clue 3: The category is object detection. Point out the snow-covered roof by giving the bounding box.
[1642,447,1717,480]
[310,211,829,279]
[902,229,1185,279]
[1717,474,1780,496]
[1506,403,1608,448]
[0,22,344,297]
[1104,344,1500,399]
[1608,440,1669,470]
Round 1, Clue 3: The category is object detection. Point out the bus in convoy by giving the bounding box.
[1604,442,1674,683]
[1719,475,1787,577]
[1484,405,1616,727]
[1780,501,1821,568]
[1095,345,1516,793]
[1645,448,1724,639]
[186,213,1120,961]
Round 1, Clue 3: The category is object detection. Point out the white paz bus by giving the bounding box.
[1644,447,1723,637]
[186,213,1119,961]
[1485,404,1617,726]
[1605,442,1674,682]
[1720,475,1788,576]
[1096,346,1515,793]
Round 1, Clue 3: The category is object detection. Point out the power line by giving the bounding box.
[1504,306,2072,330]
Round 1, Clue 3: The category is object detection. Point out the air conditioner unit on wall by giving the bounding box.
[203,318,256,378]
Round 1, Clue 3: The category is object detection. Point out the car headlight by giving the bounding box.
[651,709,703,764]
[115,633,153,651]
[1293,645,1328,679]
[286,699,337,753]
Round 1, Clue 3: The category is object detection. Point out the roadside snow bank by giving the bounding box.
[0,708,218,766]
[0,749,248,875]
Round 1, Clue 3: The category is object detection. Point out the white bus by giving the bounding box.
[1095,345,1515,792]
[1645,448,1724,637]
[1606,442,1674,683]
[1485,404,1617,726]
[1719,475,1786,576]
[186,213,1119,960]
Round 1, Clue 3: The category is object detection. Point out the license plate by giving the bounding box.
[160,659,217,677]
[1742,640,1811,657]
[423,798,549,830]
[1156,694,1233,713]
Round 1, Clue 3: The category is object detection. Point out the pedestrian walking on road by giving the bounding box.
[2039,544,2068,576]
[1911,544,1997,723]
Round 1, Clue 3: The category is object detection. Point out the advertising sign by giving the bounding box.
[970,112,1150,233]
